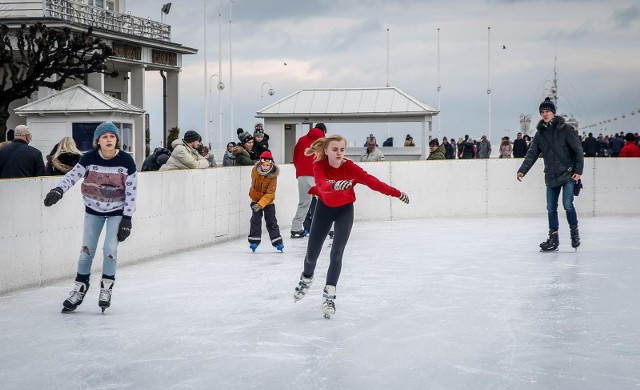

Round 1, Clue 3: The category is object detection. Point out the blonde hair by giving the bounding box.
[304,134,347,162]
[54,137,82,159]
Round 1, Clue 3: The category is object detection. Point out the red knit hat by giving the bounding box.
[260,151,273,161]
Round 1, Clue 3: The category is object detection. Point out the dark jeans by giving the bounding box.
[248,203,283,246]
[546,180,578,230]
[303,197,317,232]
[303,200,354,286]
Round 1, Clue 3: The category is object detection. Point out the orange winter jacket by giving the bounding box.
[249,163,280,209]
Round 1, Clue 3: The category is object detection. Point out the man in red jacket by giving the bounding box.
[619,133,640,157]
[290,123,326,238]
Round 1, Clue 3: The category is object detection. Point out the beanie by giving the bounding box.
[93,121,120,145]
[253,127,265,137]
[539,97,556,114]
[183,130,202,143]
[238,129,253,144]
[625,132,636,142]
[260,151,273,161]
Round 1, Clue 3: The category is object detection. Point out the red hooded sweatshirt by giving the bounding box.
[308,158,401,207]
[293,127,326,177]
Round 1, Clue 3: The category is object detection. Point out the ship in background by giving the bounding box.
[519,56,580,137]
[546,56,580,133]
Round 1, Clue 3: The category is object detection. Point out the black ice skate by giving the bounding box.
[322,285,336,319]
[570,225,580,251]
[62,281,89,313]
[98,279,114,313]
[293,273,313,302]
[539,229,559,252]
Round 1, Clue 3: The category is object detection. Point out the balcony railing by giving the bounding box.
[45,0,171,42]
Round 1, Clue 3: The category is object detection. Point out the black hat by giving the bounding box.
[625,132,636,142]
[315,123,327,133]
[183,130,202,143]
[539,97,556,114]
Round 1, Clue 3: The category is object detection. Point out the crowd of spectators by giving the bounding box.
[2,124,640,180]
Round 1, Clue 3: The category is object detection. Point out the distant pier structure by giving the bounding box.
[3,0,197,166]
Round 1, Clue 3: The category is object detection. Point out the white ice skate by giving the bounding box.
[322,285,336,319]
[62,281,89,313]
[293,273,313,302]
[98,279,114,313]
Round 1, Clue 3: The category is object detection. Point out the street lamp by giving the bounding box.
[261,81,274,99]
[209,74,225,149]
[160,3,171,23]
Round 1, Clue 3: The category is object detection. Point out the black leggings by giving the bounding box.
[303,200,354,286]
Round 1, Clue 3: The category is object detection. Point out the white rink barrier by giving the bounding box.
[1,158,638,294]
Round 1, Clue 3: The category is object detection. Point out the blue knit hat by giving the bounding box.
[93,121,121,146]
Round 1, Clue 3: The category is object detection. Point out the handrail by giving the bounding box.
[44,0,171,41]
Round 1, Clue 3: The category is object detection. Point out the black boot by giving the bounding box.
[540,229,559,252]
[570,224,580,250]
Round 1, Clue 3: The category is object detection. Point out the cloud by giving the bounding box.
[612,5,640,29]
[541,20,595,41]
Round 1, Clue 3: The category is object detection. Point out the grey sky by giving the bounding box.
[127,0,640,149]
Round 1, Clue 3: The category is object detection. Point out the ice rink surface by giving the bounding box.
[1,216,639,390]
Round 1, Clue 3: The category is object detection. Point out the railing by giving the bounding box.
[44,0,171,41]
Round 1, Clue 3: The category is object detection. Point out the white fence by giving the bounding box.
[1,158,638,294]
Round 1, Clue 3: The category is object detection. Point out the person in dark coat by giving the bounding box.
[233,129,258,166]
[609,135,624,157]
[45,137,83,175]
[141,147,171,171]
[0,129,14,148]
[0,125,45,178]
[517,97,584,252]
[512,132,528,158]
[251,123,270,157]
[582,133,598,157]
[443,137,455,159]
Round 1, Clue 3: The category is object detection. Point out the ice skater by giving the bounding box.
[516,97,584,251]
[43,121,137,313]
[293,134,409,318]
[248,151,284,252]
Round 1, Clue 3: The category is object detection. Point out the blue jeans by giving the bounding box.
[546,180,578,230]
[77,213,122,278]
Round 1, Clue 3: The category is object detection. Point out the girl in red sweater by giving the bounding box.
[293,135,409,318]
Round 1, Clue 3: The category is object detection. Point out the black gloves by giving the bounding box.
[251,203,262,213]
[44,187,64,207]
[332,180,353,191]
[117,219,132,242]
[399,192,410,204]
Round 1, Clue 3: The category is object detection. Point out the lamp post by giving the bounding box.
[261,82,274,99]
[160,2,171,23]
[209,74,225,149]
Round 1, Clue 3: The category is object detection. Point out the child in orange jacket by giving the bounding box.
[248,151,284,252]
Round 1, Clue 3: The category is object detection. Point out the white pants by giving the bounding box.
[290,176,315,231]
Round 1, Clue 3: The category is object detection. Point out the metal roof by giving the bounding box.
[14,84,145,116]
[256,87,438,122]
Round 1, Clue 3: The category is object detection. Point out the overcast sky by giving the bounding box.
[126,0,640,149]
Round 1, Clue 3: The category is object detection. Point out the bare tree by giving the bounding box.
[0,23,115,139]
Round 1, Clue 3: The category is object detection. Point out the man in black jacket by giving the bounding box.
[516,98,584,252]
[512,132,528,158]
[0,125,45,178]
[582,132,598,157]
